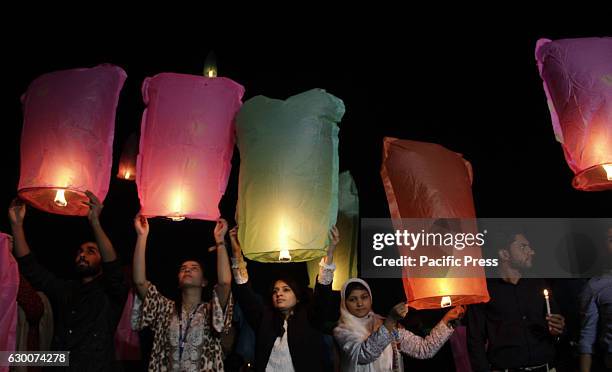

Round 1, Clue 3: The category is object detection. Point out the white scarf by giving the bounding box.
[334,278,397,372]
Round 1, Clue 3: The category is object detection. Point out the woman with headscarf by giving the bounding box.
[334,278,465,372]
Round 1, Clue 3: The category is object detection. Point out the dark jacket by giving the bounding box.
[234,281,332,372]
[17,253,128,372]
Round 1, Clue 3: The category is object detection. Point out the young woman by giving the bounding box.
[229,225,339,372]
[132,215,233,372]
[334,278,465,372]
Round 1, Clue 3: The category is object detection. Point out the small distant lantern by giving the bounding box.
[18,64,126,215]
[117,132,139,181]
[381,137,490,310]
[535,37,612,191]
[308,171,359,290]
[236,89,345,262]
[136,65,244,221]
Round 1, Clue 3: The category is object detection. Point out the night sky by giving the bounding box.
[1,23,611,369]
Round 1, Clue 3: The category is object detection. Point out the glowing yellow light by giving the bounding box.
[203,51,217,78]
[54,189,67,207]
[124,170,131,180]
[543,289,549,297]
[278,221,291,261]
[603,164,612,181]
[279,249,292,261]
[207,68,217,78]
[169,191,185,221]
[441,296,452,308]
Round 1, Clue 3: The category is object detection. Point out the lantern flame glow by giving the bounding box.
[603,164,612,181]
[124,170,131,180]
[279,249,292,261]
[54,189,67,207]
[169,191,185,221]
[441,296,452,308]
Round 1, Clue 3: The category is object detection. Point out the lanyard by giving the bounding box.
[178,303,201,361]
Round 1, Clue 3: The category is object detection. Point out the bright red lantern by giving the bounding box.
[18,65,126,215]
[137,73,244,221]
[536,37,612,191]
[381,137,490,310]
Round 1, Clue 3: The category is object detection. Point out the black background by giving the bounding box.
[1,21,610,370]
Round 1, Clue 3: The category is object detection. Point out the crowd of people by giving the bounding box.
[4,194,611,371]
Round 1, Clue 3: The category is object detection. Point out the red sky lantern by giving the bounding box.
[536,37,612,191]
[18,64,126,215]
[381,137,490,310]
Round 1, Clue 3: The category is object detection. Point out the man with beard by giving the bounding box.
[467,227,566,372]
[8,191,128,371]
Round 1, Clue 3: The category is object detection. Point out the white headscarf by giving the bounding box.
[334,278,397,372]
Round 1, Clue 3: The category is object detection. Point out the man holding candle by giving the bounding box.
[8,192,128,371]
[466,227,566,372]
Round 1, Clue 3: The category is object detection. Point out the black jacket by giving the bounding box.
[234,281,333,372]
[17,253,128,372]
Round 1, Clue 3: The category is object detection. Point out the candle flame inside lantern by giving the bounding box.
[124,170,131,180]
[203,51,217,78]
[54,189,68,207]
[603,164,612,181]
[169,191,185,221]
[278,222,292,261]
[441,296,452,308]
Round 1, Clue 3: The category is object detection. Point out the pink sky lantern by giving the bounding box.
[536,37,612,191]
[381,137,490,310]
[18,64,126,215]
[136,72,244,221]
[0,233,19,368]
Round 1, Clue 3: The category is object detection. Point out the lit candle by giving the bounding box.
[54,189,67,207]
[203,51,217,78]
[604,164,612,181]
[124,170,131,180]
[279,249,292,262]
[543,289,551,315]
[441,296,452,308]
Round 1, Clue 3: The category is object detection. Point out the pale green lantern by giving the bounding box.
[236,89,345,262]
[308,171,359,290]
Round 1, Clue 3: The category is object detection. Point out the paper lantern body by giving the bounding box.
[381,137,490,310]
[236,89,344,262]
[0,233,19,359]
[536,37,612,191]
[18,65,126,216]
[117,132,139,181]
[137,73,244,220]
[308,171,359,290]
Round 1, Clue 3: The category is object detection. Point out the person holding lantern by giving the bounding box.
[131,214,233,372]
[333,278,465,372]
[228,224,339,372]
[8,192,128,371]
[467,227,566,372]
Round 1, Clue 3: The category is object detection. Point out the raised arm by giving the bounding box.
[9,198,31,258]
[84,191,117,262]
[132,214,150,299]
[213,218,231,308]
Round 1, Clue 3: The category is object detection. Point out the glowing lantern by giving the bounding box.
[137,71,244,221]
[18,64,126,215]
[308,171,359,290]
[236,89,344,262]
[117,132,139,181]
[381,137,490,310]
[535,37,612,191]
[0,232,19,358]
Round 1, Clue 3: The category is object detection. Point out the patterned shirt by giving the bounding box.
[134,283,233,372]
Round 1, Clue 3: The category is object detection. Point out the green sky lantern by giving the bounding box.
[236,89,345,262]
